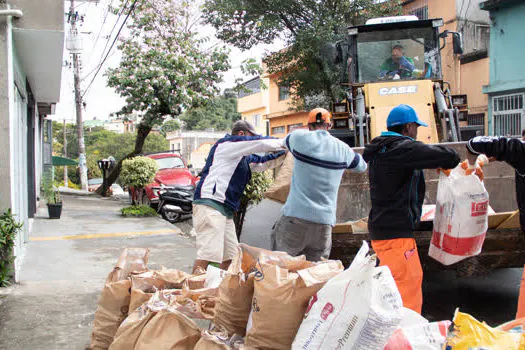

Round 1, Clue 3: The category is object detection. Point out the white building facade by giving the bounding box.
[0,1,64,279]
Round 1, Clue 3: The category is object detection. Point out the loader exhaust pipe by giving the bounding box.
[356,88,366,147]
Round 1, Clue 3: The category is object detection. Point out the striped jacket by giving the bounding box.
[282,129,367,226]
[194,134,286,211]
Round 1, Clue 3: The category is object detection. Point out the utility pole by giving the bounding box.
[63,119,68,188]
[68,0,89,191]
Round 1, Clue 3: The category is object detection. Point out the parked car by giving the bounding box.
[129,152,198,206]
[88,178,103,192]
[88,178,124,196]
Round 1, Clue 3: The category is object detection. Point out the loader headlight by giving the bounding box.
[433,19,444,28]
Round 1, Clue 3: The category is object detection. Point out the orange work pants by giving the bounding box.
[372,238,423,314]
[517,266,525,319]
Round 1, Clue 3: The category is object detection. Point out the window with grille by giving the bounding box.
[279,85,290,101]
[238,77,261,98]
[288,123,304,132]
[409,6,428,19]
[271,126,286,134]
[252,114,261,127]
[492,93,525,136]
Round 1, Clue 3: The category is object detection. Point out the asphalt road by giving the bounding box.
[240,199,522,326]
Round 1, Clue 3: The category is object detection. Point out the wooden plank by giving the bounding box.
[332,219,368,234]
[488,212,514,228]
[333,212,513,234]
[332,222,353,234]
[497,210,521,229]
[330,228,525,274]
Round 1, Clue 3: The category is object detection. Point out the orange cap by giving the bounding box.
[308,108,331,124]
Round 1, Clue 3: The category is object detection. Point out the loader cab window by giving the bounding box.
[355,26,440,83]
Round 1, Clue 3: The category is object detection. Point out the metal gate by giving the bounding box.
[493,92,525,136]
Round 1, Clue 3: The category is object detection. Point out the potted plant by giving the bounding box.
[46,190,62,219]
[42,171,63,219]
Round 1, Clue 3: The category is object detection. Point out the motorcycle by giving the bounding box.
[157,185,194,223]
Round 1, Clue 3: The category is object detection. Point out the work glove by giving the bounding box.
[398,56,415,71]
[461,154,489,182]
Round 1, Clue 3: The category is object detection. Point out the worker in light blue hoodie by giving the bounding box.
[271,108,367,261]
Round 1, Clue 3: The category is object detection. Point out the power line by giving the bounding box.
[82,49,118,80]
[82,0,137,98]
[89,0,113,57]
[98,0,129,64]
[458,0,473,34]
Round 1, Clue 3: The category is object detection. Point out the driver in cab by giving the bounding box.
[379,45,415,80]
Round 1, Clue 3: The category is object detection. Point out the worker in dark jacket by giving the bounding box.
[363,104,460,313]
[466,132,525,318]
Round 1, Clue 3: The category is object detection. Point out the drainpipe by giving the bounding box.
[0,9,23,18]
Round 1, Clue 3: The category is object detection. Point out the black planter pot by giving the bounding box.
[47,202,63,219]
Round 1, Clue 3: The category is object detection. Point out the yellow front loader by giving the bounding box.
[329,16,467,147]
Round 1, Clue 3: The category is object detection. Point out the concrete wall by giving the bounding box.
[456,0,490,23]
[190,143,213,170]
[268,112,309,138]
[485,1,525,90]
[0,17,12,212]
[268,77,294,116]
[10,0,64,31]
[460,57,490,114]
[241,106,266,136]
[237,91,264,114]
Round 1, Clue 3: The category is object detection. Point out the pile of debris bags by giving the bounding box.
[89,243,525,350]
[88,244,343,349]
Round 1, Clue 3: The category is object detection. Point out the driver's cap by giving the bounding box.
[387,104,428,128]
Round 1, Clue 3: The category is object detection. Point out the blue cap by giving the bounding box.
[386,104,428,128]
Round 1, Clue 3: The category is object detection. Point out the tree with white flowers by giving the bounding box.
[203,0,401,108]
[98,0,230,195]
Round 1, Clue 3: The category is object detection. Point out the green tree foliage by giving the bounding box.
[203,0,401,107]
[51,121,167,184]
[160,119,181,136]
[100,0,230,195]
[86,131,168,162]
[233,171,273,238]
[180,94,241,131]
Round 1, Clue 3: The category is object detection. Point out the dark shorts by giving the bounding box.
[270,215,332,262]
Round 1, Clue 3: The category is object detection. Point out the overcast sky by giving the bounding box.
[53,0,284,122]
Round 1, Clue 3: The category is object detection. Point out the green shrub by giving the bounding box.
[120,156,157,204]
[120,205,158,217]
[0,209,23,287]
[120,156,157,189]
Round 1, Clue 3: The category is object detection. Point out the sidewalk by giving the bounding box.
[0,194,196,350]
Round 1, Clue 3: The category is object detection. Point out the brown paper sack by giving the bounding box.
[264,152,294,203]
[129,269,190,312]
[90,248,149,350]
[106,248,150,283]
[108,304,157,350]
[172,281,218,320]
[110,290,176,349]
[214,244,314,337]
[134,308,201,350]
[245,258,343,350]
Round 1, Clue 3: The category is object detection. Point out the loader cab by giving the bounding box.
[343,17,446,86]
[331,17,465,146]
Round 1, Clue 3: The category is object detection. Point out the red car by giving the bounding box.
[130,152,198,206]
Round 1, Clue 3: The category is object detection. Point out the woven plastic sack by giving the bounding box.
[429,161,489,265]
[292,241,403,350]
